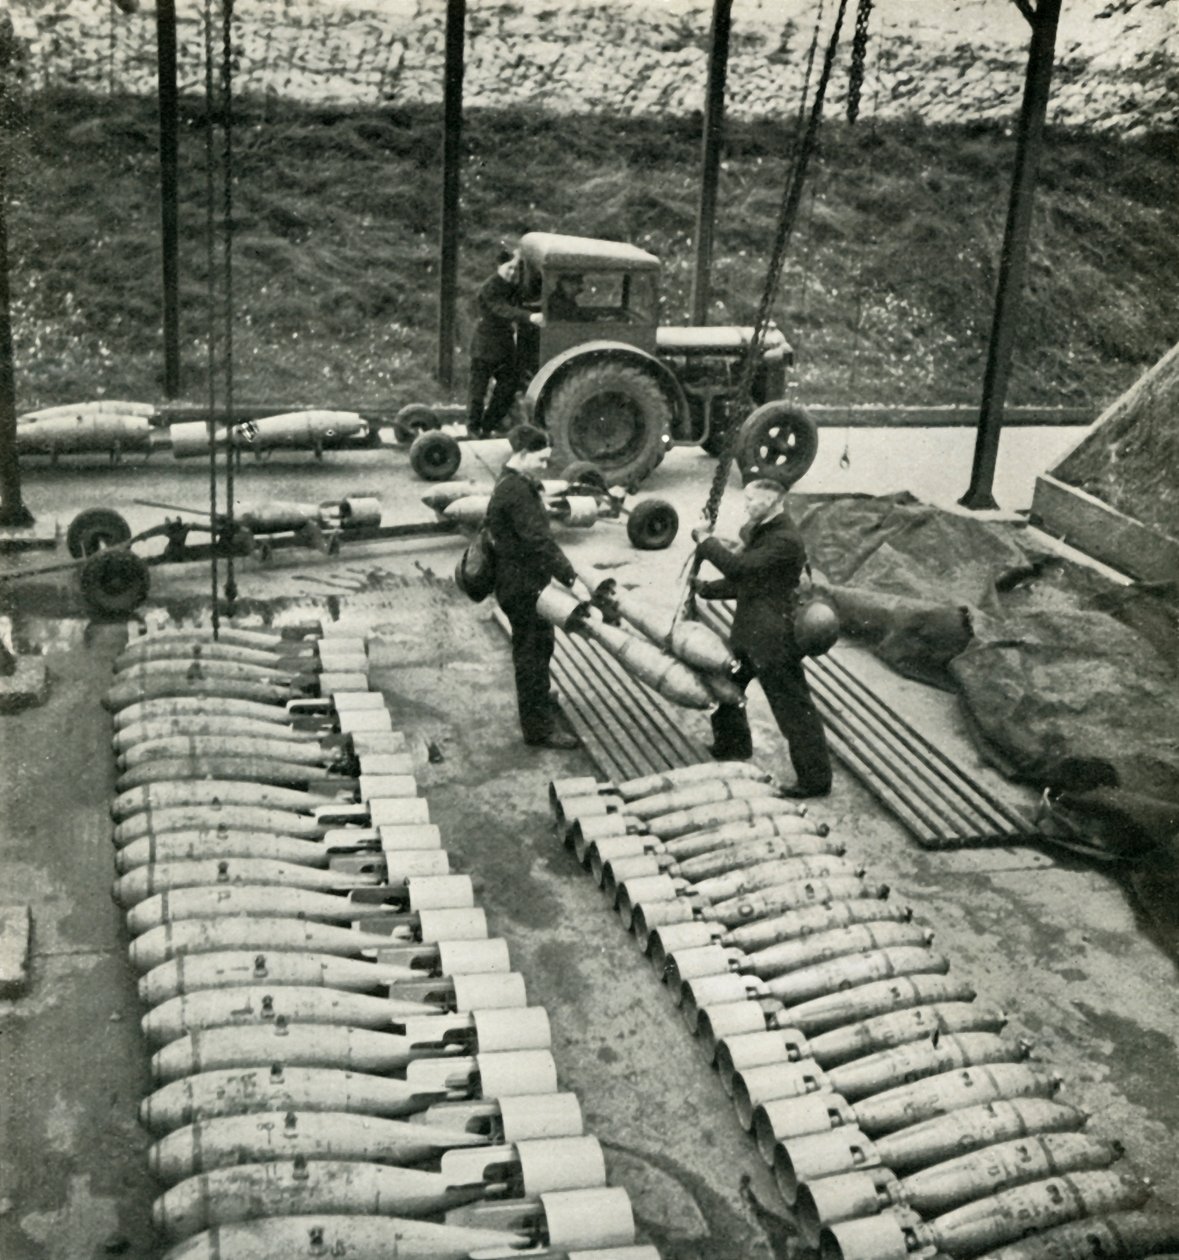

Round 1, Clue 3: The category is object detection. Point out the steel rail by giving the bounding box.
[491,606,637,782]
[697,601,1020,846]
[558,630,678,777]
[804,666,985,841]
[563,627,707,770]
[815,725,943,846]
[554,638,651,781]
[802,661,993,839]
[821,653,1036,835]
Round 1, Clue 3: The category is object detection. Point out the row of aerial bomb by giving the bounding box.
[17,400,375,459]
[105,621,659,1260]
[423,480,612,532]
[549,766,1178,1260]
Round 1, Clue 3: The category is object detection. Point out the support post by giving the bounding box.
[0,15,31,527]
[690,0,733,326]
[157,0,181,398]
[436,0,465,387]
[960,0,1062,510]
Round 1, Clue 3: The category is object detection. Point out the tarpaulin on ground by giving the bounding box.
[795,492,1179,799]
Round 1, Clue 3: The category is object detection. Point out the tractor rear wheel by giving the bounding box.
[543,361,670,491]
[734,402,819,488]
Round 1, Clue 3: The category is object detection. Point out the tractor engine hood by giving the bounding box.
[655,324,791,360]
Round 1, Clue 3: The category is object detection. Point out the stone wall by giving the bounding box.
[9,0,1179,134]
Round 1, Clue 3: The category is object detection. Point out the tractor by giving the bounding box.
[519,231,817,489]
[401,231,820,492]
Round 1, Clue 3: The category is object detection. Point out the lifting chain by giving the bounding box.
[220,0,238,613]
[847,0,874,124]
[698,0,852,533]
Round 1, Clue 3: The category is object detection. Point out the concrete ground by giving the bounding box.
[1,427,1176,1260]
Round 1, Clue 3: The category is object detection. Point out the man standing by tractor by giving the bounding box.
[467,248,536,438]
[486,423,581,751]
[691,479,832,798]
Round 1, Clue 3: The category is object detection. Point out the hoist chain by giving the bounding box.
[847,0,874,124]
[220,0,238,611]
[698,0,852,531]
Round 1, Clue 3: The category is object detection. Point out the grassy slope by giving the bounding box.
[6,91,1178,413]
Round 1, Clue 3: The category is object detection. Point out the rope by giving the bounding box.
[220,0,237,612]
[203,0,220,639]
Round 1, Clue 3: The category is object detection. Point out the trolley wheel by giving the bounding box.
[561,460,610,493]
[392,404,441,447]
[626,499,679,550]
[66,508,132,559]
[79,550,150,616]
[409,431,462,482]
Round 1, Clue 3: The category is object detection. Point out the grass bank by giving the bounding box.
[5,90,1177,413]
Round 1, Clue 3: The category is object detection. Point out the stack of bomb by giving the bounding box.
[15,399,160,459]
[169,409,376,459]
[108,621,659,1260]
[535,571,744,711]
[550,767,1175,1260]
[15,401,378,461]
[422,480,611,531]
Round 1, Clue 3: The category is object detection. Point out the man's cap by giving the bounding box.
[745,477,788,497]
[508,423,551,453]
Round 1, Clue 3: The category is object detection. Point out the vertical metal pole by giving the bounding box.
[690,0,732,326]
[157,0,181,398]
[436,0,465,387]
[0,15,30,527]
[960,0,1061,510]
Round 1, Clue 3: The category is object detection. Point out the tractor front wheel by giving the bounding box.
[734,402,819,489]
[543,361,671,492]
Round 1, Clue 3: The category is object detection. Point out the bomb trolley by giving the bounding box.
[0,498,463,618]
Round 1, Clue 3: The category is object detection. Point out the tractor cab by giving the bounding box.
[520,233,661,366]
[516,231,816,493]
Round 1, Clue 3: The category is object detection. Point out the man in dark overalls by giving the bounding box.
[486,424,580,750]
[467,248,536,438]
[692,479,832,798]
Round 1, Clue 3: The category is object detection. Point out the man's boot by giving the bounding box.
[708,703,753,760]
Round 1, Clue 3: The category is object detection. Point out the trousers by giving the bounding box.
[711,654,832,792]
[500,593,556,743]
[468,357,517,434]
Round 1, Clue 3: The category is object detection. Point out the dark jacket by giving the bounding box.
[486,466,577,605]
[470,271,533,364]
[695,510,807,666]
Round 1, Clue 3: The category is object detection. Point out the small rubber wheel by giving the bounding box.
[627,498,679,550]
[79,550,150,616]
[392,404,441,447]
[409,431,462,481]
[734,402,819,488]
[66,508,132,559]
[560,460,610,493]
